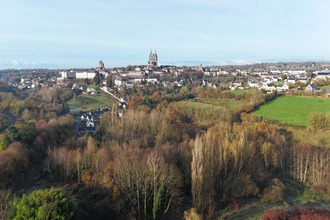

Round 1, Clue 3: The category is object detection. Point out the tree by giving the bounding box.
[114,149,183,219]
[307,112,327,132]
[306,69,313,78]
[15,121,38,145]
[0,189,13,220]
[93,76,100,85]
[0,134,10,151]
[10,187,76,220]
[5,126,20,143]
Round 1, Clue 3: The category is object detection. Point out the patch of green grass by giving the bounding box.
[273,80,285,86]
[254,96,330,126]
[67,92,112,114]
[289,127,330,148]
[297,187,323,204]
[319,85,330,90]
[175,101,228,125]
[197,98,248,110]
[230,89,254,95]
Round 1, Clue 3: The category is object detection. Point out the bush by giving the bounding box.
[225,174,259,198]
[261,206,330,220]
[261,178,285,203]
[184,208,201,220]
[9,187,76,220]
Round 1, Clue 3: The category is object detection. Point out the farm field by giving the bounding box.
[319,85,330,90]
[197,98,248,110]
[254,96,330,126]
[230,89,254,95]
[67,92,113,114]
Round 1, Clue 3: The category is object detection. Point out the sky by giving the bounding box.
[0,0,330,69]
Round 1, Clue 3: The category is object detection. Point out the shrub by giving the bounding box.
[225,201,241,210]
[184,208,201,220]
[226,174,259,198]
[261,206,330,220]
[9,187,76,220]
[261,178,285,203]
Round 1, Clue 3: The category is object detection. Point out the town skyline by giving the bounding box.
[1,0,330,69]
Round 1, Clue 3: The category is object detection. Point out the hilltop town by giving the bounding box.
[1,51,330,96]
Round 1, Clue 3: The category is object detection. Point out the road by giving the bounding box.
[100,87,125,104]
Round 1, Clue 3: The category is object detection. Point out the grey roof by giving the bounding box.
[309,83,318,89]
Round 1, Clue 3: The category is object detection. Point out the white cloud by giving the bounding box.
[11,60,19,66]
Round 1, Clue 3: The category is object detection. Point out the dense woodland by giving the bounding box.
[0,80,329,219]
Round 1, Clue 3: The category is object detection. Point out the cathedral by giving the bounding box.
[147,49,158,69]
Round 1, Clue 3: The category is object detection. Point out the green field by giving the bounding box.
[67,92,113,114]
[230,89,254,95]
[254,96,330,126]
[197,98,248,110]
[320,85,330,90]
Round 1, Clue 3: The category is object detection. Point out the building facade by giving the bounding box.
[147,49,158,69]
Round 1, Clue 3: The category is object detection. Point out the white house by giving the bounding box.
[276,83,289,92]
[261,83,276,92]
[76,71,97,79]
[248,80,260,88]
[316,71,330,80]
[305,83,318,92]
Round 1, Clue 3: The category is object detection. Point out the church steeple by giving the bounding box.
[147,49,158,70]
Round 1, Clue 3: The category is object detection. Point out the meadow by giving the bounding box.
[67,92,113,114]
[254,96,330,126]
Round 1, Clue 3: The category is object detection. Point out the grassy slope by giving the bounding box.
[319,85,330,90]
[230,89,254,95]
[67,92,113,114]
[197,98,248,110]
[254,96,330,126]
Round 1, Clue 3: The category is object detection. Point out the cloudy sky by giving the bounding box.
[0,0,329,69]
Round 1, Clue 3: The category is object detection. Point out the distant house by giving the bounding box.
[297,75,308,84]
[248,80,260,88]
[287,76,296,84]
[86,120,95,128]
[229,80,242,90]
[86,87,97,95]
[261,83,276,92]
[305,83,318,92]
[316,71,330,80]
[276,83,289,92]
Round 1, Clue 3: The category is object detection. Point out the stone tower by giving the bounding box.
[147,49,158,69]
[98,60,105,70]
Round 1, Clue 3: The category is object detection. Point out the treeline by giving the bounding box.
[0,87,74,121]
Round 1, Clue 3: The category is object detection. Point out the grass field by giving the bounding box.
[254,96,330,126]
[320,85,330,90]
[230,89,254,95]
[197,98,248,110]
[67,92,113,114]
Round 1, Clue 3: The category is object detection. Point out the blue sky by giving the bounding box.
[0,0,329,69]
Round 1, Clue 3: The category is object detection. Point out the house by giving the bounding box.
[316,71,330,80]
[229,80,242,90]
[287,76,296,84]
[276,83,289,92]
[248,80,260,88]
[297,75,308,84]
[261,83,276,92]
[86,87,97,95]
[305,83,318,92]
[114,77,126,88]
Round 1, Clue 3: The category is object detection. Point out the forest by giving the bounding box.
[0,81,329,220]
